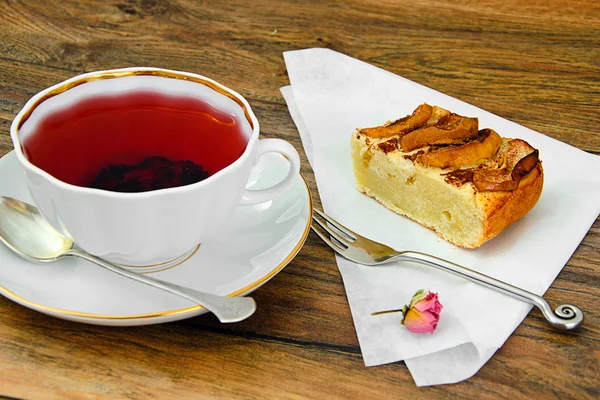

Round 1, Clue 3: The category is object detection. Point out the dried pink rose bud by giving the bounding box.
[372,289,443,334]
[402,290,443,333]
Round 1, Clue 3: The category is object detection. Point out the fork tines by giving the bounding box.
[311,208,357,251]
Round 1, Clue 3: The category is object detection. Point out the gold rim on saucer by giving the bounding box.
[0,175,313,321]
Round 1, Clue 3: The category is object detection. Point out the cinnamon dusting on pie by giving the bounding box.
[403,150,425,162]
[442,169,475,187]
[377,138,398,154]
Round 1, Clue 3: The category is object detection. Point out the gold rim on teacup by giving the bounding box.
[10,67,259,198]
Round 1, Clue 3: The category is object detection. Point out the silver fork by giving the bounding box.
[311,208,583,331]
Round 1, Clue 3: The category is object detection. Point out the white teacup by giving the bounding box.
[10,68,301,266]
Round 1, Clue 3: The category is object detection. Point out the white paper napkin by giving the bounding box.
[280,48,600,386]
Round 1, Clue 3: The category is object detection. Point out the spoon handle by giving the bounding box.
[66,249,256,323]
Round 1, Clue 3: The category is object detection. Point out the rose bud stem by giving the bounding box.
[371,308,406,316]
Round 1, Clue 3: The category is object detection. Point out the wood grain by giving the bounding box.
[0,0,598,398]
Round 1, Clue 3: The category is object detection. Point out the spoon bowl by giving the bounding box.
[0,196,256,323]
[0,197,73,262]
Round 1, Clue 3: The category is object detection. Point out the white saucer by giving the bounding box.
[0,151,312,326]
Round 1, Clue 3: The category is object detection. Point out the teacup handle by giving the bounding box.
[238,139,301,205]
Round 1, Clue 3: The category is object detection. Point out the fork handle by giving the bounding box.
[396,252,583,330]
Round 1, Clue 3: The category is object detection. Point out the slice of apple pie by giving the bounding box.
[351,104,543,248]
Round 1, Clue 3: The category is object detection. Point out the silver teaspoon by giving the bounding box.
[0,196,256,323]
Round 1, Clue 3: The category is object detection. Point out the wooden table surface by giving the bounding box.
[0,1,598,398]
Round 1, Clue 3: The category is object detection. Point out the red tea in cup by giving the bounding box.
[22,91,249,192]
